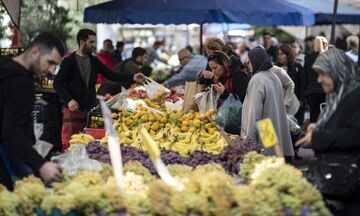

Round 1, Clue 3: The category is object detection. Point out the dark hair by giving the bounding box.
[207,50,231,69]
[116,41,125,48]
[28,32,65,57]
[185,45,193,53]
[278,44,295,65]
[76,29,96,46]
[262,31,272,37]
[132,47,147,58]
[103,39,112,45]
[305,35,315,42]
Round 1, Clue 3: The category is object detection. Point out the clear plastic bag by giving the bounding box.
[287,114,301,135]
[51,144,103,176]
[107,87,128,108]
[194,85,220,114]
[165,99,184,111]
[143,77,170,100]
[216,94,242,134]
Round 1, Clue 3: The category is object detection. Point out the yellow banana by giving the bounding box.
[200,132,220,143]
[100,137,108,146]
[121,122,130,132]
[69,138,88,145]
[139,127,161,159]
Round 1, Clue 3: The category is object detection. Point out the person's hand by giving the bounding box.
[307,123,317,133]
[39,162,63,182]
[201,70,214,79]
[133,73,145,83]
[68,99,79,111]
[295,131,313,148]
[214,83,225,94]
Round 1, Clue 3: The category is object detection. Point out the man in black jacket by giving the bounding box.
[54,29,143,150]
[0,32,65,190]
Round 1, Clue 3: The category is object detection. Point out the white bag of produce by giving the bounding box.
[165,99,183,111]
[51,144,103,175]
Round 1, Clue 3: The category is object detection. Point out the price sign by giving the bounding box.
[256,118,278,148]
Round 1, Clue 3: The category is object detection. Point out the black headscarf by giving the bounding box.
[313,46,360,129]
[248,46,273,73]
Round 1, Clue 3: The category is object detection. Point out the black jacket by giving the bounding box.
[277,62,305,102]
[312,85,360,155]
[304,52,324,96]
[54,52,134,110]
[0,57,46,178]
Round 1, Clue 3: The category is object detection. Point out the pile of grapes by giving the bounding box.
[86,137,262,175]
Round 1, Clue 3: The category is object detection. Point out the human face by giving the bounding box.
[316,70,334,94]
[209,60,224,79]
[178,54,191,66]
[136,54,147,65]
[247,60,253,73]
[263,35,272,47]
[31,47,62,79]
[277,49,288,66]
[291,42,300,55]
[81,35,96,54]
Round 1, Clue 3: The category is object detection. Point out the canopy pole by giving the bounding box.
[330,0,338,44]
[200,24,203,55]
[358,25,360,65]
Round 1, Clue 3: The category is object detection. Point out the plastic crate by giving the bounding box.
[85,128,106,139]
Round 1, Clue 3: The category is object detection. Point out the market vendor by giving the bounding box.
[54,29,144,151]
[198,50,249,104]
[296,47,360,216]
[0,32,65,190]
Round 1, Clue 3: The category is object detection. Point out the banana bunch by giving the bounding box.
[199,132,228,154]
[69,133,95,145]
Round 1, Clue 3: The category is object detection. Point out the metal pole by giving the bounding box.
[330,0,338,44]
[358,25,360,65]
[200,24,203,55]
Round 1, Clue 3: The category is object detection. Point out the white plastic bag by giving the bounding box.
[194,85,220,114]
[165,99,184,111]
[143,77,170,100]
[51,144,103,176]
[287,114,301,135]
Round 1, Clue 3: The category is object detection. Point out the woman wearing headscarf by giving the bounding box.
[241,46,294,159]
[296,47,360,216]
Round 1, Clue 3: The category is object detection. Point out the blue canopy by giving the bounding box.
[286,0,360,24]
[84,0,315,26]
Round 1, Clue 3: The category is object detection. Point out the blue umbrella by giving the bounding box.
[286,0,360,24]
[84,0,315,26]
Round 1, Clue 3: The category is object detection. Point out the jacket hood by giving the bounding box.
[0,56,31,81]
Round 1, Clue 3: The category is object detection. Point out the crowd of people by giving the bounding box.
[0,27,359,215]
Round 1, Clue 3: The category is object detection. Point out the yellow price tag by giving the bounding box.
[256,118,279,148]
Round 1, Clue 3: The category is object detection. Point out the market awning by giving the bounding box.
[1,0,21,28]
[286,0,360,24]
[84,0,315,26]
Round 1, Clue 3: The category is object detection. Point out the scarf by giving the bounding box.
[248,46,273,73]
[313,46,360,130]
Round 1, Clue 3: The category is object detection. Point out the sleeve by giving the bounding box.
[303,55,311,92]
[243,78,265,138]
[297,65,306,101]
[96,58,134,82]
[272,66,295,107]
[124,62,141,75]
[1,78,46,172]
[53,59,73,104]
[311,100,360,152]
[165,57,206,87]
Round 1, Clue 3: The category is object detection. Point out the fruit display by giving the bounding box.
[87,136,262,175]
[103,107,228,156]
[0,153,331,216]
[68,133,95,145]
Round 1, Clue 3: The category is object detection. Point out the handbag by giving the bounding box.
[61,108,88,152]
[306,154,360,198]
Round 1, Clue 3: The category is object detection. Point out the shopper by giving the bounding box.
[296,47,360,216]
[96,39,115,84]
[0,32,65,190]
[113,41,125,64]
[276,44,305,125]
[163,48,207,87]
[345,35,359,63]
[292,40,305,67]
[262,31,278,63]
[54,29,144,151]
[241,46,294,159]
[304,36,328,122]
[198,51,249,104]
[98,47,150,95]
